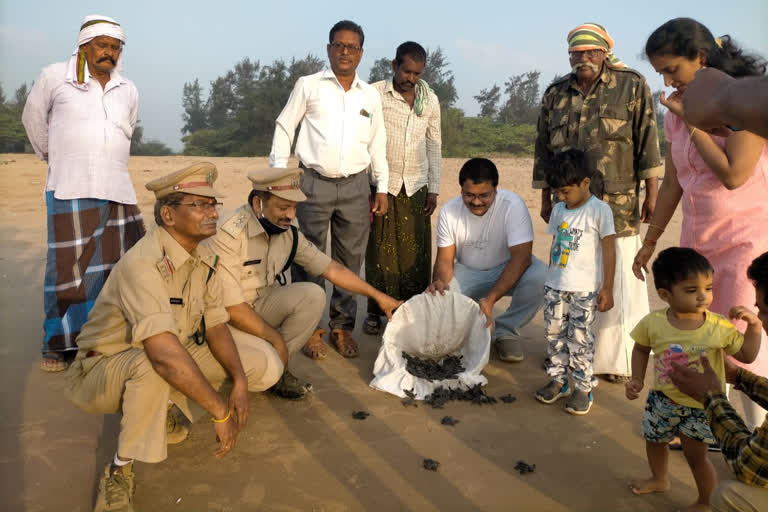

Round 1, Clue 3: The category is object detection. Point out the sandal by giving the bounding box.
[301,329,328,360]
[362,314,381,335]
[40,351,73,372]
[330,329,359,358]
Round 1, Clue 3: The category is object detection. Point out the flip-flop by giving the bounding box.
[40,352,71,372]
[331,329,359,358]
[301,329,328,360]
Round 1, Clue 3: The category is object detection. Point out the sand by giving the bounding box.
[0,154,714,512]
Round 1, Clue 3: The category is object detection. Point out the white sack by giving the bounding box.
[369,291,491,399]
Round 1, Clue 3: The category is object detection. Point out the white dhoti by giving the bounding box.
[593,235,649,376]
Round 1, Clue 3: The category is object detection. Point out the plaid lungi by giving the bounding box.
[43,191,145,354]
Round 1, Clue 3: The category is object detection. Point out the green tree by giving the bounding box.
[0,83,31,152]
[474,84,501,119]
[181,79,207,135]
[499,71,541,125]
[652,90,666,156]
[422,47,457,108]
[131,120,173,156]
[368,57,392,83]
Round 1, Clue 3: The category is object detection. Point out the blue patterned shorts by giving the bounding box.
[642,390,715,444]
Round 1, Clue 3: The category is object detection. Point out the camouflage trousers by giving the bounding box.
[543,286,598,392]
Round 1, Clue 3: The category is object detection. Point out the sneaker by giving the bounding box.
[269,370,313,400]
[565,390,593,415]
[496,337,524,362]
[94,463,135,512]
[535,380,570,404]
[166,405,189,445]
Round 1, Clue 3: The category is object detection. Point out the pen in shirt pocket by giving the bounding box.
[359,108,371,119]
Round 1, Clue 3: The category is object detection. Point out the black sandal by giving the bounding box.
[363,314,381,335]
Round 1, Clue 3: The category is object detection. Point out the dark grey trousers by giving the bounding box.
[293,167,371,330]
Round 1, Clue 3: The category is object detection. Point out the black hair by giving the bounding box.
[652,247,714,291]
[645,18,766,78]
[153,192,186,226]
[329,20,364,47]
[248,189,271,207]
[747,251,768,294]
[395,41,427,65]
[458,158,499,187]
[545,149,593,188]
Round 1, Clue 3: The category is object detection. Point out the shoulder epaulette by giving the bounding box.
[220,207,250,238]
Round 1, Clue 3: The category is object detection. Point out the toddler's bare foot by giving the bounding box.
[629,477,670,495]
[678,502,709,512]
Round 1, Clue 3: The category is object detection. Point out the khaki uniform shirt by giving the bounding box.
[75,226,229,358]
[206,205,333,307]
[532,65,663,237]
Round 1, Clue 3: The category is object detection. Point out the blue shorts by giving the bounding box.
[641,390,715,444]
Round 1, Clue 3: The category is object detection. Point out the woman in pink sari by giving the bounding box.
[633,18,768,428]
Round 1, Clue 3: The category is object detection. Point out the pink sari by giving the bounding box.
[666,113,768,377]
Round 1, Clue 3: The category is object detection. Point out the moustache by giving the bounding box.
[571,62,600,74]
[98,57,115,64]
[278,218,291,224]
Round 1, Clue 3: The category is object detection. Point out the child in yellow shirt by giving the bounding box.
[626,247,762,511]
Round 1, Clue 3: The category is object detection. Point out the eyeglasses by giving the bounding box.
[330,42,362,54]
[461,191,495,202]
[570,49,605,59]
[173,200,223,212]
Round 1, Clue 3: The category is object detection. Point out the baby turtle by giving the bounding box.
[401,397,418,408]
[423,458,440,471]
[514,460,536,474]
[441,416,460,426]
[352,411,370,420]
[499,393,517,403]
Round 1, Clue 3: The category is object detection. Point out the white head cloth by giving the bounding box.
[67,14,126,84]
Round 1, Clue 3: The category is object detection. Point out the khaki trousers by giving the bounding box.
[65,326,283,463]
[710,479,768,512]
[252,282,326,356]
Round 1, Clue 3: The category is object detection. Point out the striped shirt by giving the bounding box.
[22,62,139,204]
[373,79,442,196]
[705,368,768,487]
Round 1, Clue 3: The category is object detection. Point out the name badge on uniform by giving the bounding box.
[243,259,262,266]
[170,297,184,305]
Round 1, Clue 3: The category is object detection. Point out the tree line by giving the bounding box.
[180,48,543,157]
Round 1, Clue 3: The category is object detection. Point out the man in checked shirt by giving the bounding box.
[364,41,442,335]
[670,251,768,511]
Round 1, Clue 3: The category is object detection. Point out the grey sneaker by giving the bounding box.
[166,404,190,445]
[535,380,570,404]
[565,390,594,415]
[94,463,135,512]
[270,370,313,400]
[496,337,524,362]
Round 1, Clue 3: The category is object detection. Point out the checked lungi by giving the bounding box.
[43,191,145,354]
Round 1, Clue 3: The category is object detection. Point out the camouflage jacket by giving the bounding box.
[532,65,663,237]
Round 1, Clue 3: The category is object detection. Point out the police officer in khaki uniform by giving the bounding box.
[208,167,402,396]
[64,163,284,512]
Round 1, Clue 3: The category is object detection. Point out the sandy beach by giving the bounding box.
[0,153,712,512]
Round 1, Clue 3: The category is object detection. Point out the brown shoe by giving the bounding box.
[302,329,328,360]
[166,404,190,445]
[330,329,359,358]
[94,462,135,512]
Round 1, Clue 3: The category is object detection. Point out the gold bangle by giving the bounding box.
[212,408,231,423]
[690,127,698,137]
[647,223,666,233]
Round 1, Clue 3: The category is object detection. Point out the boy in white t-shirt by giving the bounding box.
[535,149,616,415]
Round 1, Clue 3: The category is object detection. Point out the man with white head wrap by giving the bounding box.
[22,15,145,372]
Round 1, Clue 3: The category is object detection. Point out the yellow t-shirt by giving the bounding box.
[630,309,744,408]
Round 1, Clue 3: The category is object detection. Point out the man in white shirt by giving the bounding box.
[363,41,442,335]
[428,158,547,362]
[22,15,144,372]
[269,20,389,358]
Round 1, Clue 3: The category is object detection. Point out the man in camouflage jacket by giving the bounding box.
[533,23,663,381]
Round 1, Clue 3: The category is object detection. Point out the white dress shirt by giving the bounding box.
[374,79,442,196]
[22,62,139,204]
[269,70,389,193]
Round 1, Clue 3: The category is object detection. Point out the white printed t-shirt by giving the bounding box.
[436,189,533,271]
[545,195,615,292]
